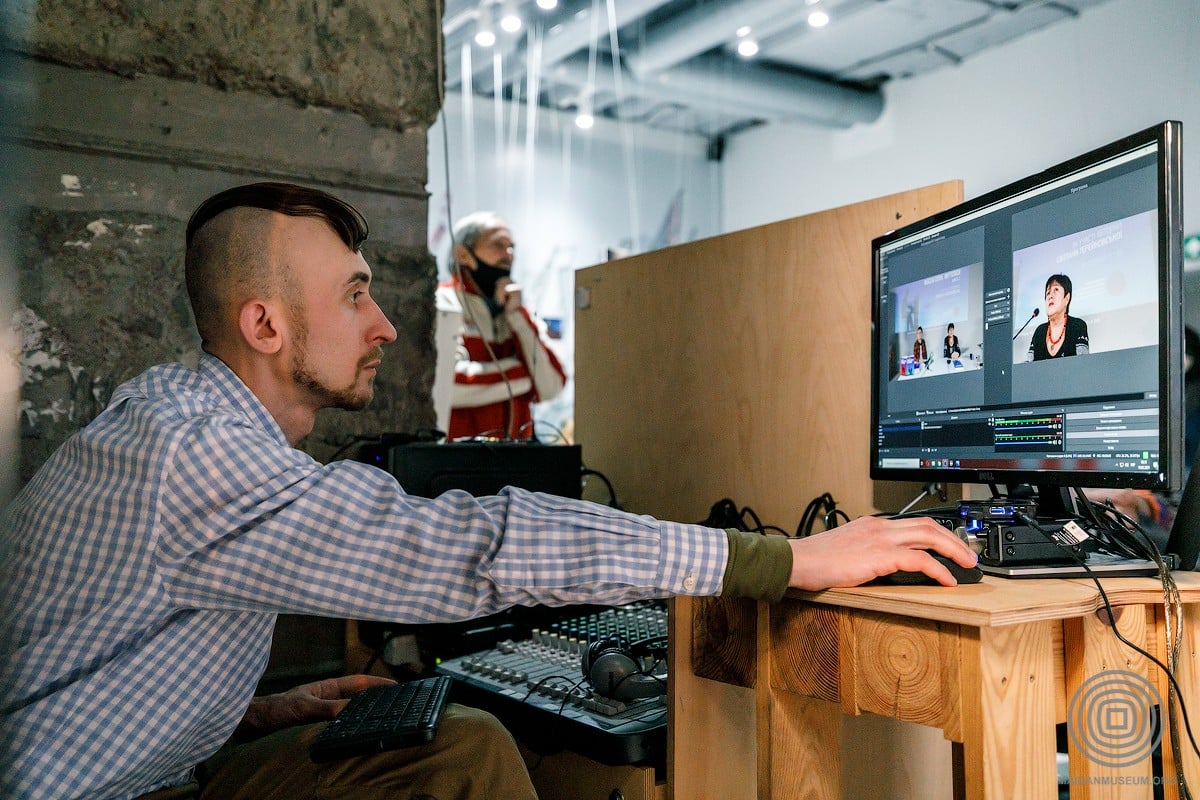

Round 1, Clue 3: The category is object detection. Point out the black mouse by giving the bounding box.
[874,551,984,586]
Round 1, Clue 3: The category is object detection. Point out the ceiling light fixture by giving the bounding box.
[736,25,752,38]
[808,9,830,27]
[474,2,496,47]
[575,89,595,130]
[737,39,759,58]
[499,0,522,33]
[536,0,557,9]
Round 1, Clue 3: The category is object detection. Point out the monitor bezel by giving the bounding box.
[869,120,1184,493]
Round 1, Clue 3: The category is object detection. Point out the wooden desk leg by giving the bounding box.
[756,601,840,800]
[759,689,840,800]
[669,596,757,800]
[1063,606,1157,799]
[959,621,1058,798]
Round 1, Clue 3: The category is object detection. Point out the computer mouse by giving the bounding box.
[874,551,984,586]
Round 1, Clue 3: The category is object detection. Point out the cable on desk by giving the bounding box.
[696,498,787,535]
[796,492,849,537]
[1014,506,1198,795]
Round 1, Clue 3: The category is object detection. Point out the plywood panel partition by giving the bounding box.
[574,182,963,799]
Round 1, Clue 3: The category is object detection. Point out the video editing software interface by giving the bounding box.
[871,128,1180,496]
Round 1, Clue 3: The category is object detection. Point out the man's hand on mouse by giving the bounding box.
[786,515,978,590]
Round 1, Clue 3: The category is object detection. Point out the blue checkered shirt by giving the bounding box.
[0,355,727,799]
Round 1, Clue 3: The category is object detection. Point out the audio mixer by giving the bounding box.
[436,600,668,766]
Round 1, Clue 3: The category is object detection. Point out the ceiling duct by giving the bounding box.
[622,0,805,78]
[553,52,882,129]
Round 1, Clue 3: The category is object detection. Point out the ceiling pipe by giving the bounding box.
[552,52,882,129]
[447,0,676,94]
[623,0,804,79]
[744,0,885,56]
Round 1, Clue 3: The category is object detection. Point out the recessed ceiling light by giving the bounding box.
[536,0,557,8]
[737,39,759,58]
[499,0,521,32]
[575,112,595,130]
[808,9,829,27]
[736,25,752,38]
[475,2,496,46]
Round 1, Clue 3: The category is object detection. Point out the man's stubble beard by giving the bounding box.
[289,313,379,412]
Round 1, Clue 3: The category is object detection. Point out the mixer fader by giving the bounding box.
[436,600,668,766]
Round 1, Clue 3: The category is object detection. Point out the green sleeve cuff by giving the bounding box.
[720,529,792,602]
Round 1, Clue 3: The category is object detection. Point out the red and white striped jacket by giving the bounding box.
[436,277,566,440]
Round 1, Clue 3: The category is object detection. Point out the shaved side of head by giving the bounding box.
[184,206,291,351]
[183,182,365,352]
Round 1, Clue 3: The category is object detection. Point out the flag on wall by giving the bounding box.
[649,188,683,251]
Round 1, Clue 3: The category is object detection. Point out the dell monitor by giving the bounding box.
[870,121,1184,519]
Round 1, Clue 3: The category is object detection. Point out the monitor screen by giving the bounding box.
[870,121,1184,507]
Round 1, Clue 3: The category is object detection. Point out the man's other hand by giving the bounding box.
[234,674,396,741]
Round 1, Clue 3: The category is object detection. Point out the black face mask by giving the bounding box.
[467,249,510,300]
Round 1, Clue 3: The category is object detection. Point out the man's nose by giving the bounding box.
[370,300,397,344]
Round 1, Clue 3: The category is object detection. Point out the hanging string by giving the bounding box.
[460,42,477,214]
[523,22,543,218]
[604,0,641,250]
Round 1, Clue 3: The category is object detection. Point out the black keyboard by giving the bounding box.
[309,676,451,762]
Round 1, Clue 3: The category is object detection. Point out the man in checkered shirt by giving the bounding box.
[0,183,975,800]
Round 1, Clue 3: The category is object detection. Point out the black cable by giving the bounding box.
[329,435,374,461]
[797,492,844,537]
[887,503,961,521]
[1013,509,1199,786]
[332,429,448,461]
[737,505,787,536]
[518,419,569,444]
[581,467,621,509]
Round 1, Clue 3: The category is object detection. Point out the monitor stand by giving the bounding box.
[1005,483,1077,521]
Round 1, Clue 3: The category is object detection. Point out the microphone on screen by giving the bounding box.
[1012,307,1039,340]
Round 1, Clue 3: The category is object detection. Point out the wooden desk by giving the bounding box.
[673,572,1200,799]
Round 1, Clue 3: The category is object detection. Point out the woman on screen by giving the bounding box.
[943,323,960,360]
[1026,273,1090,361]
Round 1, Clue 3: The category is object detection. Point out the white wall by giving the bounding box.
[723,0,1199,237]
[428,90,722,431]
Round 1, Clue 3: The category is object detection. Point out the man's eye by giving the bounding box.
[351,291,364,304]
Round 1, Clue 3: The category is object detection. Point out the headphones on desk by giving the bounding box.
[582,634,668,701]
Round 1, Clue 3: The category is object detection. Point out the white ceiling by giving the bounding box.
[442,0,1116,143]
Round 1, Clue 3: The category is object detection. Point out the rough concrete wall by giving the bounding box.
[5,1,442,486]
[14,209,198,480]
[13,206,436,485]
[10,0,442,132]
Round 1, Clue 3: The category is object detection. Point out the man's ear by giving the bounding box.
[238,300,285,355]
[453,243,475,271]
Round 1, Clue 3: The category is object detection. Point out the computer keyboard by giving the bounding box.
[309,675,451,762]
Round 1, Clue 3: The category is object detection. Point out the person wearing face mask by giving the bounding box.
[436,212,566,440]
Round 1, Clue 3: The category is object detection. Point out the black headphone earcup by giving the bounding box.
[583,635,666,701]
